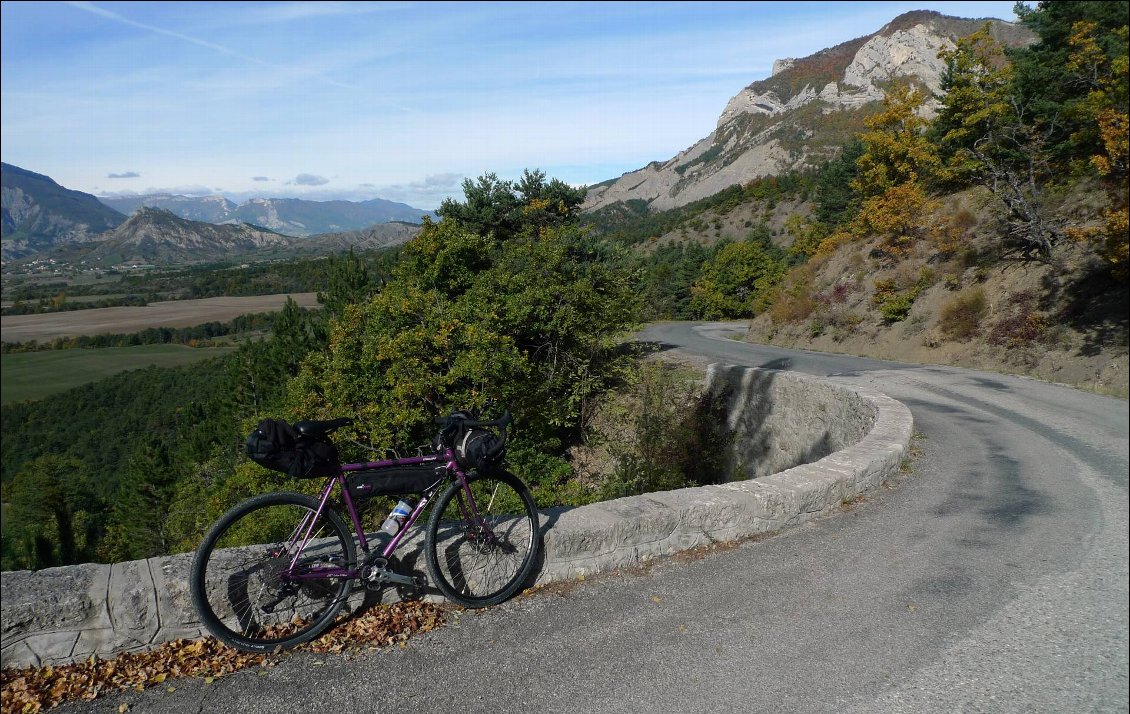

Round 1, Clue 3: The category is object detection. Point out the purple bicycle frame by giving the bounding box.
[284,447,487,581]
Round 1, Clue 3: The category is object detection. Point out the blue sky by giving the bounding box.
[1,1,1022,209]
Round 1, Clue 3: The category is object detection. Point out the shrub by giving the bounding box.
[988,290,1053,347]
[829,280,857,303]
[871,267,934,322]
[939,287,987,340]
[599,362,732,500]
[767,264,818,324]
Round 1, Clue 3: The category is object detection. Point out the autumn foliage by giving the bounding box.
[0,601,446,713]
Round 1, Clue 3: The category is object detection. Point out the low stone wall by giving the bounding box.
[0,365,913,669]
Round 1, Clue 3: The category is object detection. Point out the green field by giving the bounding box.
[1,345,234,404]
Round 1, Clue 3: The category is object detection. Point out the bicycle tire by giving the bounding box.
[190,491,356,652]
[424,470,540,608]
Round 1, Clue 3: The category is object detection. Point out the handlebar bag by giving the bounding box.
[455,427,504,473]
[246,418,340,479]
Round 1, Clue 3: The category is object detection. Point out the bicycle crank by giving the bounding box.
[360,558,427,590]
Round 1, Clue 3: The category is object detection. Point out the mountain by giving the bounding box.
[67,207,421,267]
[97,194,239,223]
[83,207,293,265]
[584,10,1035,213]
[1,162,127,260]
[301,222,422,252]
[98,194,434,236]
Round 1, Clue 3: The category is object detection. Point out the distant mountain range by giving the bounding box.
[0,163,423,265]
[98,193,434,236]
[584,10,1035,213]
[1,163,127,257]
[0,162,430,263]
[58,207,420,267]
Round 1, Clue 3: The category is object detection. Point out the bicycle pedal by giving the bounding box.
[361,562,420,588]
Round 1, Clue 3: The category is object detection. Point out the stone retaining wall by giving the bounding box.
[0,365,913,669]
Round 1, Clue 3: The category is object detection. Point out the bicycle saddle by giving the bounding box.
[293,417,353,438]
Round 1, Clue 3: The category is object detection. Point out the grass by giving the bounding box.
[0,345,234,404]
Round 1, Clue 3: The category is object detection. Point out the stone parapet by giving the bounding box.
[1,365,912,668]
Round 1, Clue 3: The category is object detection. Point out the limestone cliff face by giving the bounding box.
[584,10,1034,214]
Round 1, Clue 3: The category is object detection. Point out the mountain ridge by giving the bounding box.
[1,162,127,260]
[583,10,1035,214]
[68,206,419,267]
[98,192,434,236]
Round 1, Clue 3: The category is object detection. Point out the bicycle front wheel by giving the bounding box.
[425,470,540,608]
[190,491,356,652]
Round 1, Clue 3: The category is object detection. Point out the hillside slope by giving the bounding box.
[744,187,1129,397]
[1,163,126,259]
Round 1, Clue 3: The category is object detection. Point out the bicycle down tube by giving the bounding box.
[288,447,478,581]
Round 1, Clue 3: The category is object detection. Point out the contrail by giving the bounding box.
[65,1,357,90]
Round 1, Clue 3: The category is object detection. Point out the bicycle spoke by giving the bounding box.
[191,494,355,651]
[426,472,539,607]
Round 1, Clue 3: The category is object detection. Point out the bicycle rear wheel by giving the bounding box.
[424,470,540,608]
[190,491,356,652]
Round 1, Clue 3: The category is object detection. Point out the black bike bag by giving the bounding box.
[246,418,341,479]
[345,465,446,499]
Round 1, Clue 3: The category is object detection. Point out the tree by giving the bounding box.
[99,441,184,562]
[4,455,98,569]
[813,140,865,227]
[317,248,376,320]
[1064,18,1129,279]
[286,172,637,483]
[934,26,1017,184]
[690,235,786,319]
[437,169,586,240]
[1011,0,1130,166]
[849,84,940,258]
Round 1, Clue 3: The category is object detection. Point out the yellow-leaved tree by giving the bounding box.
[848,83,940,260]
[1065,20,1129,280]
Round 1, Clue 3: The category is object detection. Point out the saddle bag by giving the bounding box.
[246,418,341,479]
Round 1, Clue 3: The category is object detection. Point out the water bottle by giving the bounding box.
[381,499,413,536]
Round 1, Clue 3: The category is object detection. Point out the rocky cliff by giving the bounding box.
[584,10,1034,214]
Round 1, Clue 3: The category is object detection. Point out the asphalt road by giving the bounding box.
[61,322,1129,714]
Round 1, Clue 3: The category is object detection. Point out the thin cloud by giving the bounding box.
[106,171,140,179]
[97,184,215,198]
[65,1,356,90]
[292,173,329,186]
[251,176,272,182]
[241,2,413,24]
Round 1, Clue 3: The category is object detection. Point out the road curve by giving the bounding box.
[61,322,1129,714]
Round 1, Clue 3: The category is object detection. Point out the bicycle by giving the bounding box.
[189,409,541,653]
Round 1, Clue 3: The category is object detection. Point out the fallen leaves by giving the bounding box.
[0,601,446,714]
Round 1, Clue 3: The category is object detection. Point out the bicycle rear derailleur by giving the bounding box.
[360,555,426,591]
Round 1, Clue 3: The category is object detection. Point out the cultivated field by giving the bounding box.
[1,344,234,404]
[0,293,320,343]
